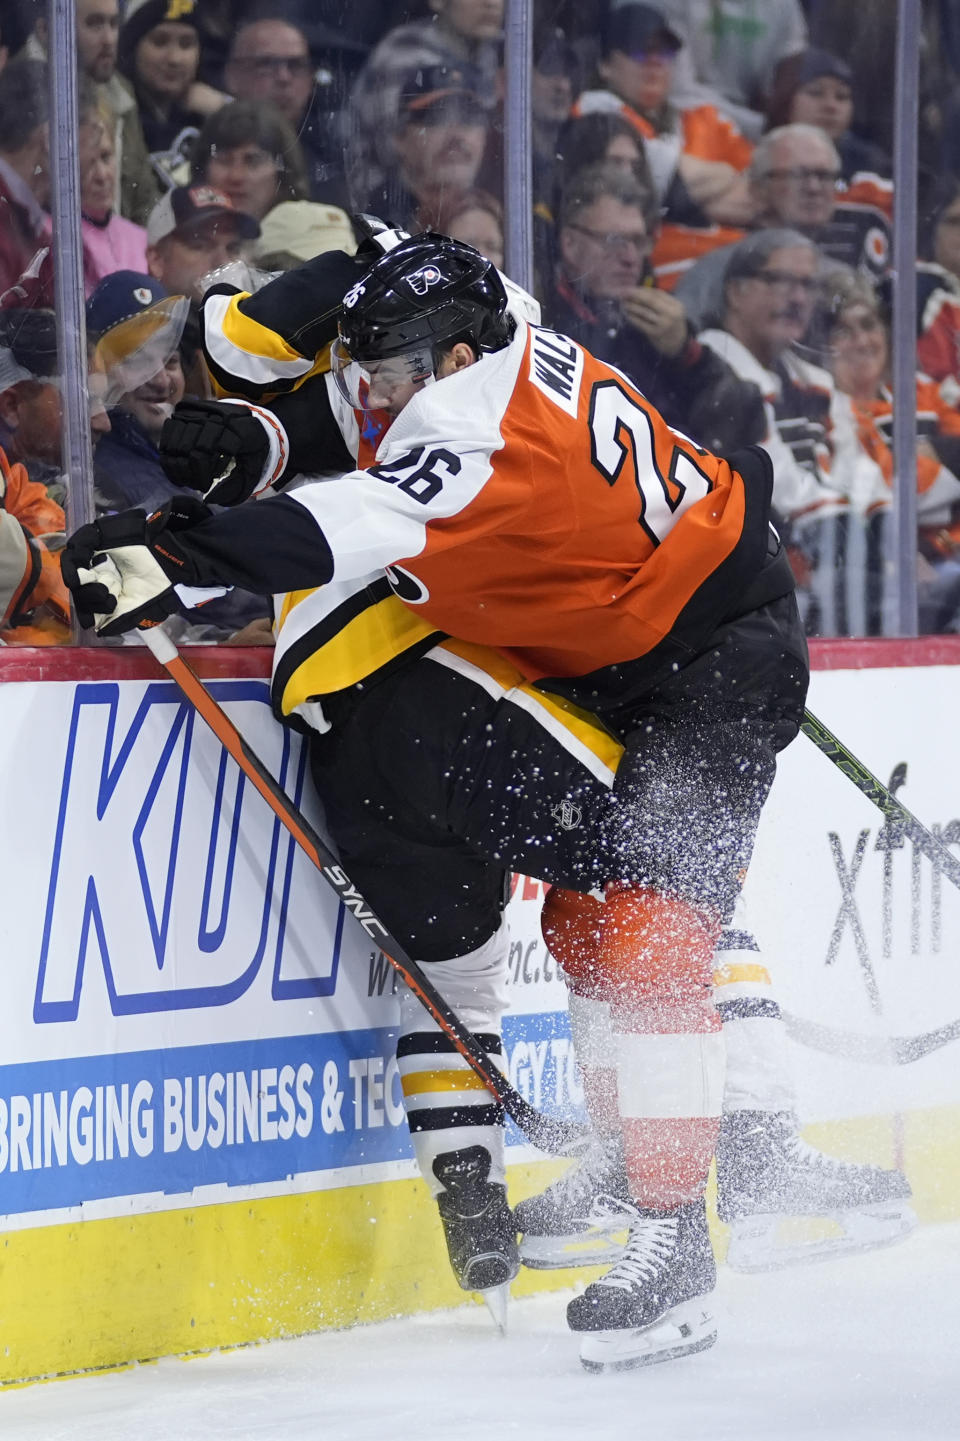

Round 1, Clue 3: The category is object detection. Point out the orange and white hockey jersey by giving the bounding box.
[171,318,777,690]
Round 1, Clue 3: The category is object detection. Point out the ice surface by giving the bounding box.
[2,1224,957,1441]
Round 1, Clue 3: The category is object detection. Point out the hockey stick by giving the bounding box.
[138,624,587,1156]
[783,1010,960,1065]
[801,709,960,892]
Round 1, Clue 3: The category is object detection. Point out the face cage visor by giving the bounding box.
[331,336,437,414]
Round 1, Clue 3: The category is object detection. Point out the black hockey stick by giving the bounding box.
[801,708,960,892]
[139,626,587,1156]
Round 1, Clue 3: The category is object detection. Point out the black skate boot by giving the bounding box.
[716,1110,916,1272]
[516,1132,632,1270]
[433,1146,519,1313]
[566,1198,717,1372]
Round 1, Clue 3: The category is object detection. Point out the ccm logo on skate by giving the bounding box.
[34,682,343,1021]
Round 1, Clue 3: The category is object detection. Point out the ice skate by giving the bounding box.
[516,1132,633,1270]
[433,1147,519,1315]
[716,1110,916,1272]
[566,1199,717,1373]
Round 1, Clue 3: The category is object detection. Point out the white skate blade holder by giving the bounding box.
[579,1299,717,1374]
[519,1227,628,1271]
[725,1200,917,1273]
[481,1283,510,1334]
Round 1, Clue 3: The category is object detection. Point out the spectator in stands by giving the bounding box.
[765,48,892,217]
[674,123,891,348]
[87,271,189,512]
[0,435,72,646]
[529,22,581,228]
[697,228,888,635]
[362,65,491,234]
[417,187,505,269]
[537,110,658,293]
[0,310,72,500]
[86,270,271,642]
[346,0,504,211]
[0,60,50,301]
[61,89,150,294]
[825,275,960,634]
[545,161,765,454]
[27,0,160,225]
[145,184,260,303]
[222,16,350,209]
[118,0,228,191]
[916,178,960,401]
[250,201,356,271]
[79,0,162,224]
[574,5,755,226]
[190,102,310,225]
[646,0,808,141]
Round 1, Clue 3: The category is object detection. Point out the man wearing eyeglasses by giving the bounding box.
[698,228,889,636]
[546,161,766,455]
[675,123,891,345]
[223,17,353,209]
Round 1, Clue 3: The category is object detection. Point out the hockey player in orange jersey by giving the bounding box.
[62,232,810,1373]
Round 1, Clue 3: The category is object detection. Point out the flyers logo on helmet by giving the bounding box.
[406,265,443,297]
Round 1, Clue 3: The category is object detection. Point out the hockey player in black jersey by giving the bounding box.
[61,226,912,1368]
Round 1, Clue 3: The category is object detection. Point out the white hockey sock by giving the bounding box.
[713,896,797,1116]
[396,924,509,1197]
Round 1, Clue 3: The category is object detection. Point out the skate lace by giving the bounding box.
[594,1215,677,1293]
[787,1135,878,1178]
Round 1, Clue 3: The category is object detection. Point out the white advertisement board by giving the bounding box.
[1,659,958,1234]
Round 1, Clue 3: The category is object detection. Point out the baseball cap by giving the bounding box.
[604,4,682,58]
[794,48,854,89]
[85,272,189,404]
[252,202,357,264]
[146,185,260,247]
[86,271,170,338]
[399,63,487,122]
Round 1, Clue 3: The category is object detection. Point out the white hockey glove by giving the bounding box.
[61,498,213,635]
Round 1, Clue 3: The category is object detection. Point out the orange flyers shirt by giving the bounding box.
[289,321,770,682]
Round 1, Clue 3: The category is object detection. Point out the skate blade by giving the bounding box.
[578,1300,717,1374]
[480,1283,511,1334]
[519,1227,628,1271]
[726,1202,918,1273]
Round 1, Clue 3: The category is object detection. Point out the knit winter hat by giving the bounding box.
[119,0,201,64]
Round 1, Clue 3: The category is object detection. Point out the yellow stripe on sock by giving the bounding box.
[713,962,771,988]
[400,1069,490,1097]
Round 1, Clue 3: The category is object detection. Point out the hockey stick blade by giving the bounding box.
[801,709,960,893]
[139,625,587,1156]
[784,1010,960,1065]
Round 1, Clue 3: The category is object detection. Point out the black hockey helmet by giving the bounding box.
[337,231,512,365]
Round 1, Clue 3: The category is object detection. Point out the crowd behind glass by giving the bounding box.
[1,0,959,645]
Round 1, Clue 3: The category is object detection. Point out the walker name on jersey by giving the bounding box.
[33,681,344,1023]
[528,326,584,417]
[0,1016,581,1216]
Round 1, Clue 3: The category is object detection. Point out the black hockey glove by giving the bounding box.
[61,496,214,635]
[159,399,277,505]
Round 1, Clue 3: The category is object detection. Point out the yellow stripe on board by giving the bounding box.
[400,1069,489,1097]
[712,963,771,988]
